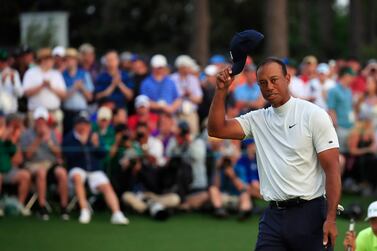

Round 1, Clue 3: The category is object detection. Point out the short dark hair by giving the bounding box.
[256,57,288,76]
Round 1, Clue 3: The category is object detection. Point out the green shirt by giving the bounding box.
[356,227,377,251]
[0,140,16,173]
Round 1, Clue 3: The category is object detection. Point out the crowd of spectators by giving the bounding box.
[0,43,376,224]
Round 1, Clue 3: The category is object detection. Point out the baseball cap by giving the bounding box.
[97,106,112,121]
[175,55,194,68]
[120,51,133,62]
[229,29,264,76]
[135,95,150,108]
[74,111,90,124]
[302,55,318,65]
[365,201,377,221]
[65,48,79,58]
[33,107,49,120]
[52,46,65,57]
[317,63,330,74]
[37,48,52,60]
[79,43,95,54]
[209,55,226,64]
[151,54,168,68]
[204,65,218,76]
[339,66,356,77]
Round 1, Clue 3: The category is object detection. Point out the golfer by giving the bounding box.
[208,57,341,250]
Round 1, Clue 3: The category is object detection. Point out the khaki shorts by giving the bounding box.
[24,160,54,174]
[68,167,109,194]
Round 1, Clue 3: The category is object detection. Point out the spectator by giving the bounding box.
[128,95,159,133]
[13,46,35,79]
[0,49,23,114]
[0,112,32,217]
[171,55,203,135]
[62,48,94,135]
[22,48,67,131]
[119,51,133,72]
[140,54,181,114]
[78,43,100,82]
[233,64,265,114]
[209,54,228,69]
[328,67,356,154]
[92,106,115,174]
[356,76,377,132]
[166,121,209,211]
[20,107,69,220]
[121,122,180,220]
[348,57,366,99]
[343,201,377,251]
[154,112,176,156]
[198,65,218,127]
[95,50,134,108]
[52,46,66,72]
[309,63,336,110]
[127,55,149,114]
[63,112,129,225]
[113,107,128,128]
[288,58,311,101]
[347,114,377,196]
[300,55,318,83]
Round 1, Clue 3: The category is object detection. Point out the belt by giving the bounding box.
[269,196,323,210]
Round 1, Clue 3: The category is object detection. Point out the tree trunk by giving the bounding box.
[317,0,334,58]
[349,0,365,58]
[190,0,210,67]
[264,0,288,57]
[298,0,310,51]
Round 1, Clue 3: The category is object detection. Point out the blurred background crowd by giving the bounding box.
[0,43,377,224]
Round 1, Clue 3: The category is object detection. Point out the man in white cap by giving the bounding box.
[20,106,69,220]
[140,54,181,114]
[309,63,336,110]
[52,46,66,72]
[344,201,377,250]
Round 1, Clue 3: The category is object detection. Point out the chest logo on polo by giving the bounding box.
[288,123,296,129]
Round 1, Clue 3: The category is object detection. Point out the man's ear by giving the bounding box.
[285,73,291,85]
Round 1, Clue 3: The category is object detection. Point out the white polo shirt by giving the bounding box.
[23,66,66,111]
[236,97,339,201]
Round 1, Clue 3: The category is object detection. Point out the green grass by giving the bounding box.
[0,194,372,251]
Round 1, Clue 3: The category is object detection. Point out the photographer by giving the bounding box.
[121,122,180,220]
[165,120,208,211]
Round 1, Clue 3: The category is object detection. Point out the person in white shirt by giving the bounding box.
[208,57,341,250]
[0,50,23,114]
[22,48,67,130]
[309,63,336,110]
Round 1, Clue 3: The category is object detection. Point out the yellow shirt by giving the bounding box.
[356,227,377,251]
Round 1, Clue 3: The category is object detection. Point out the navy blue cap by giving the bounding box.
[229,29,264,76]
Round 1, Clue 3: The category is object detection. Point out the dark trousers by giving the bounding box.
[255,197,331,251]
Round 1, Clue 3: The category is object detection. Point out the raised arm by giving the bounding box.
[207,67,245,140]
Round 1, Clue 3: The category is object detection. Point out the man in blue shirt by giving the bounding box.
[140,54,181,114]
[327,67,356,154]
[62,48,94,135]
[95,51,134,108]
[234,64,266,114]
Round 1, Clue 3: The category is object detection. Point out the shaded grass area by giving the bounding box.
[0,195,372,251]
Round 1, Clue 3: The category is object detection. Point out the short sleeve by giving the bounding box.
[310,108,339,153]
[235,111,255,139]
[355,229,369,251]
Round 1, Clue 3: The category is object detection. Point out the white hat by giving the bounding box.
[175,55,194,68]
[317,63,330,74]
[97,106,112,121]
[52,46,65,57]
[150,54,168,68]
[135,95,150,108]
[204,65,218,76]
[365,201,377,221]
[33,107,49,120]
